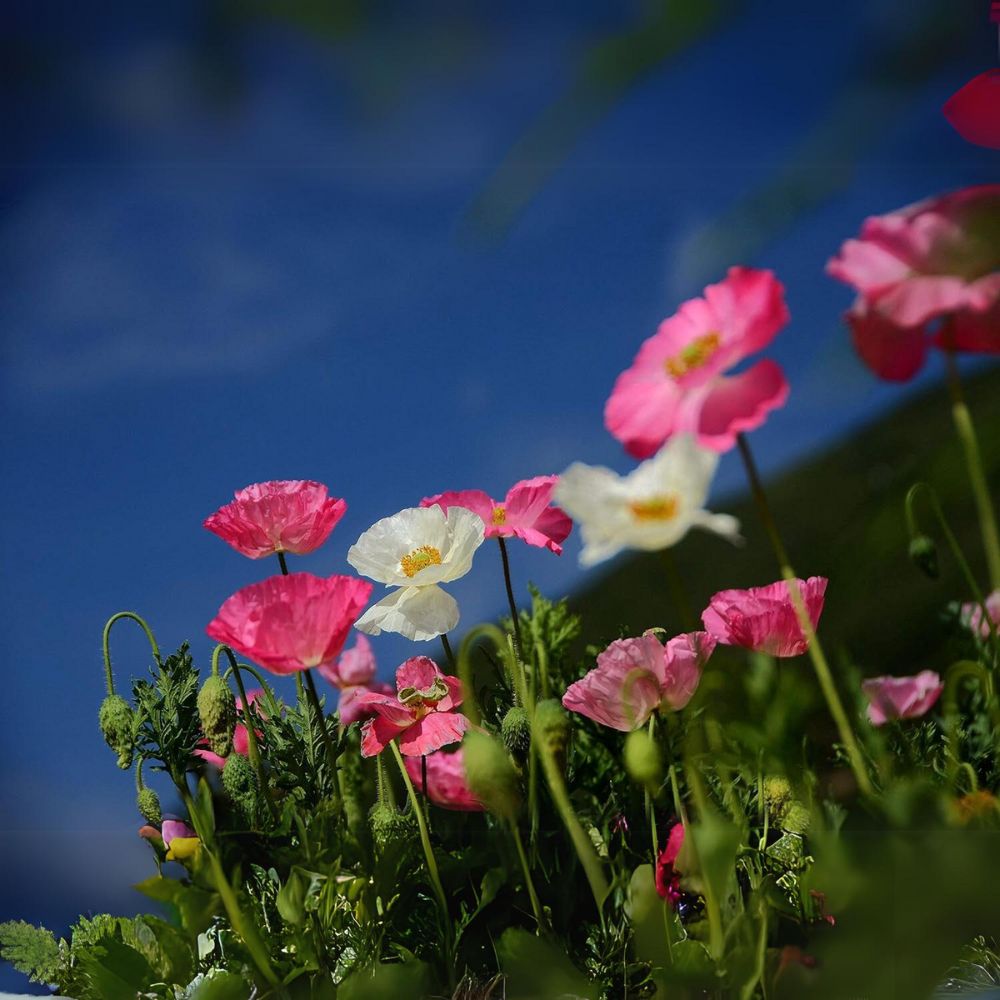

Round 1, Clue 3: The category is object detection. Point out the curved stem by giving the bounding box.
[510,821,547,933]
[456,623,509,727]
[498,537,523,658]
[102,612,161,696]
[736,434,873,797]
[944,351,1000,590]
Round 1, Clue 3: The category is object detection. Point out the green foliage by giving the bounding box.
[0,920,61,984]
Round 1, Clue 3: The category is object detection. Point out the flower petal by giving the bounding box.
[354,585,460,641]
[691,360,789,452]
[397,711,470,756]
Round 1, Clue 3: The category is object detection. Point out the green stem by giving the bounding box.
[304,669,340,786]
[456,623,509,727]
[944,351,1000,591]
[441,633,457,672]
[277,551,290,576]
[736,434,873,798]
[498,537,523,658]
[510,822,547,933]
[684,764,724,961]
[102,611,161,695]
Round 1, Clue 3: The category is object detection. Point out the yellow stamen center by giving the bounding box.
[629,495,679,521]
[665,332,721,379]
[491,506,507,525]
[400,545,443,578]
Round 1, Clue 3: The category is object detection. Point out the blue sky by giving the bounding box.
[1,1,996,987]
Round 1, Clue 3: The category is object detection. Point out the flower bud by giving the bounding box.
[463,731,521,822]
[501,706,531,754]
[99,694,136,770]
[762,775,792,817]
[221,752,259,825]
[533,699,570,770]
[198,675,236,758]
[908,535,939,579]
[368,803,416,852]
[780,801,810,835]
[136,786,162,826]
[624,729,662,791]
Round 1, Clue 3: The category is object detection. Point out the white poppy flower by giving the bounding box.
[554,435,740,567]
[347,505,485,641]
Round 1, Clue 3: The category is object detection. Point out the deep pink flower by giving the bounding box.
[355,656,469,757]
[862,670,944,726]
[562,631,715,731]
[193,689,266,768]
[605,267,790,456]
[944,70,1000,150]
[702,577,828,657]
[403,744,487,812]
[961,589,1000,639]
[828,186,1000,380]
[204,480,347,559]
[316,634,395,726]
[655,822,686,903]
[421,476,572,554]
[206,573,372,675]
[160,818,197,847]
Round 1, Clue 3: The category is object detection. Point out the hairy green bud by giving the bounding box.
[533,698,571,772]
[624,729,662,791]
[221,752,259,825]
[368,803,417,852]
[763,775,792,816]
[463,731,521,822]
[99,694,135,770]
[909,535,939,579]
[136,786,161,825]
[501,706,531,754]
[780,801,811,835]
[198,675,236,758]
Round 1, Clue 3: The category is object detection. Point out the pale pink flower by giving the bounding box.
[828,186,1000,380]
[355,656,469,757]
[960,589,1000,640]
[317,635,394,726]
[944,71,1000,150]
[193,689,265,768]
[862,671,943,726]
[605,267,790,456]
[562,631,715,731]
[421,476,573,554]
[702,577,828,657]
[204,480,347,559]
[206,573,372,675]
[160,818,197,847]
[403,744,486,812]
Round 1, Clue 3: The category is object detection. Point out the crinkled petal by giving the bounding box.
[659,631,715,709]
[403,746,486,811]
[397,710,470,756]
[360,713,408,757]
[354,585,460,641]
[421,490,496,527]
[691,360,789,452]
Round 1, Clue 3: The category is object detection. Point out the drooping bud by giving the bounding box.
[221,753,259,826]
[99,694,136,770]
[908,535,939,579]
[197,675,236,758]
[501,706,531,754]
[463,731,521,822]
[136,786,162,826]
[368,803,417,852]
[624,729,662,792]
[533,699,571,771]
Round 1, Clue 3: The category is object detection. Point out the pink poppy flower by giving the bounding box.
[562,631,715,731]
[204,480,347,559]
[403,744,486,812]
[317,635,395,726]
[604,267,790,457]
[160,818,197,847]
[827,186,1000,380]
[655,822,686,904]
[961,589,1000,639]
[206,573,372,675]
[944,70,1000,150]
[421,476,572,554]
[861,670,944,726]
[354,656,469,757]
[702,577,828,658]
[193,689,266,768]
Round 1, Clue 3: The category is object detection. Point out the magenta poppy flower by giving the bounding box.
[604,267,790,457]
[944,70,1000,150]
[206,573,372,675]
[403,744,487,812]
[861,670,944,726]
[827,186,1000,380]
[562,631,715,732]
[160,817,197,847]
[354,656,469,757]
[702,577,828,658]
[421,476,573,554]
[655,822,686,904]
[204,480,347,559]
[961,589,1000,639]
[193,689,266,768]
[317,635,395,726]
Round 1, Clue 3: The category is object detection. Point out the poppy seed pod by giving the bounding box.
[533,699,570,769]
[368,803,417,852]
[624,729,662,791]
[908,535,939,579]
[99,694,136,770]
[501,706,531,754]
[762,775,792,817]
[221,752,259,824]
[198,675,237,758]
[136,786,162,826]
[462,731,521,822]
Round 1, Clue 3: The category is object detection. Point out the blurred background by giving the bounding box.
[1,0,997,990]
